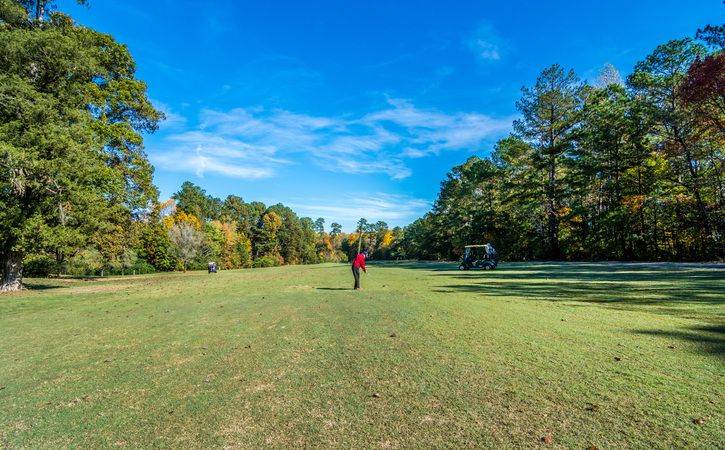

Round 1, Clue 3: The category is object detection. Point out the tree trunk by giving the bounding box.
[1,251,24,293]
[547,155,560,258]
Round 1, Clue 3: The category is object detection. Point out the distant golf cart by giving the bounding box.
[458,244,498,271]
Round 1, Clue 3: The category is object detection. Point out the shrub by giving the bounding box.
[187,259,211,271]
[252,255,281,268]
[68,248,103,276]
[131,259,156,275]
[24,255,60,277]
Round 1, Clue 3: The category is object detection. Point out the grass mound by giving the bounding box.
[1,262,723,448]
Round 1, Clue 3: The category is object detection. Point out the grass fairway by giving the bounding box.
[1,262,723,448]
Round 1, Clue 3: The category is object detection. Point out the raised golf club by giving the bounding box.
[366,272,387,287]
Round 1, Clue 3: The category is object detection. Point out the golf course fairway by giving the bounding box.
[1,262,723,448]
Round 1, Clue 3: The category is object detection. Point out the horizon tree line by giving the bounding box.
[394,25,725,262]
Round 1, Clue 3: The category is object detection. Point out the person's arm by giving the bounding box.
[361,256,366,272]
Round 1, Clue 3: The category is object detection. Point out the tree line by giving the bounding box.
[20,177,405,282]
[394,27,725,262]
[132,181,404,274]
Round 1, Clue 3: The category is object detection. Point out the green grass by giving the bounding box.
[1,262,723,448]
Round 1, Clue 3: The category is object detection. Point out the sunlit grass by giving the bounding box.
[1,262,723,448]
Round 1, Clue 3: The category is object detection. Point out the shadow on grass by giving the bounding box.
[22,282,64,291]
[402,262,725,306]
[391,259,725,314]
[632,325,725,358]
[389,261,725,356]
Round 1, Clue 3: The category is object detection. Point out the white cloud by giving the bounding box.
[152,99,187,129]
[476,40,500,60]
[470,22,505,63]
[151,98,514,180]
[286,193,432,231]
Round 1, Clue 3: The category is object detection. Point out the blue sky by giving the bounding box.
[69,1,722,232]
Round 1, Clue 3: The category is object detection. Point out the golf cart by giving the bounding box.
[458,244,498,271]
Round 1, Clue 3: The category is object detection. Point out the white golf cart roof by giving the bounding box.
[465,244,490,248]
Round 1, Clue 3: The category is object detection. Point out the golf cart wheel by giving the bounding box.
[484,264,493,270]
[459,264,467,271]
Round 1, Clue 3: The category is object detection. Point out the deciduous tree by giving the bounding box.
[168,222,205,273]
[0,1,162,291]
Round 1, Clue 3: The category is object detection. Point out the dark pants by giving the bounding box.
[352,265,360,289]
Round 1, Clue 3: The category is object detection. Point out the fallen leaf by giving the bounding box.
[104,359,112,363]
[371,393,380,398]
[668,345,677,349]
[390,333,397,338]
[542,436,552,443]
[204,379,210,382]
[614,357,622,361]
[693,419,704,424]
[586,406,598,412]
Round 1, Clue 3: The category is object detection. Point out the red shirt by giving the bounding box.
[353,253,366,271]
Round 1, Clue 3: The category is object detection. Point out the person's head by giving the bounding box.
[362,251,368,257]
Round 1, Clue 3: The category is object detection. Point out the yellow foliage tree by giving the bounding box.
[162,208,200,231]
[157,199,176,220]
[262,212,282,237]
[381,230,395,248]
[216,221,239,269]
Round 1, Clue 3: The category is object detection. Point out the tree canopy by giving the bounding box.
[0,0,163,291]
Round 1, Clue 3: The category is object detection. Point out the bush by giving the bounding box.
[24,255,60,277]
[131,259,156,275]
[68,248,103,276]
[252,255,282,268]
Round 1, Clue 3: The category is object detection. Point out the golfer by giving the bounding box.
[352,251,367,290]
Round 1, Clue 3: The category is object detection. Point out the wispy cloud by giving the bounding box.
[469,21,505,62]
[152,100,187,130]
[286,193,432,227]
[475,40,500,60]
[151,97,514,180]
